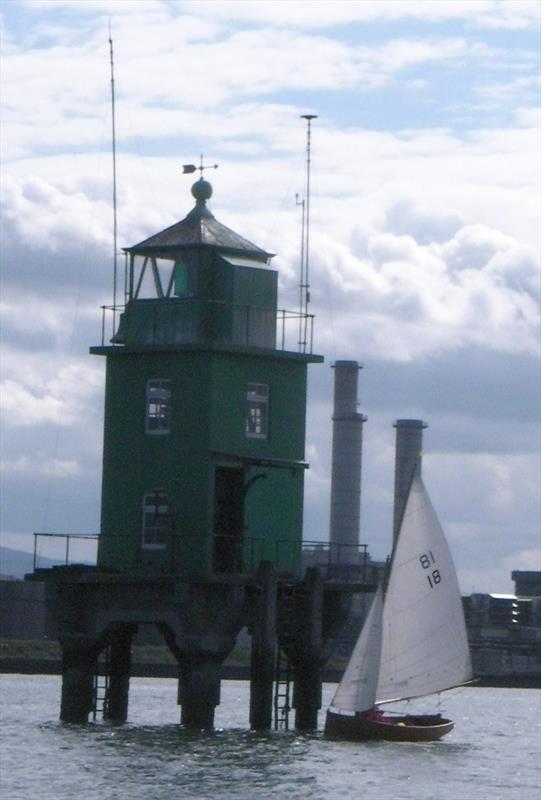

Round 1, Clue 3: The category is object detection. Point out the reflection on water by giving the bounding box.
[1,677,539,800]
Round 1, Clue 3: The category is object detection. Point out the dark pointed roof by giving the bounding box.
[126,178,273,263]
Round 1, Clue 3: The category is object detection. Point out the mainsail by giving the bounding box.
[330,473,472,714]
[376,474,472,703]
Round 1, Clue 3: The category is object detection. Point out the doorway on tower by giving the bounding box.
[212,467,245,573]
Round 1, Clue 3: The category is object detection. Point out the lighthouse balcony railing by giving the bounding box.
[31,532,373,584]
[31,532,297,577]
[31,532,100,572]
[99,301,315,354]
[295,540,373,584]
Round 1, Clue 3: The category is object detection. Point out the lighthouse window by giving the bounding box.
[174,258,190,296]
[245,383,269,439]
[145,379,171,434]
[142,490,169,549]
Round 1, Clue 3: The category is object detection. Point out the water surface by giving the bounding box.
[1,675,539,800]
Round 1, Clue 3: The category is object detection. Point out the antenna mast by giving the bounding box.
[109,23,118,334]
[299,114,317,353]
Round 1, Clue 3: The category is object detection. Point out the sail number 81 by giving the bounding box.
[419,550,441,589]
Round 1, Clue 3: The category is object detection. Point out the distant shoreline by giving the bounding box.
[1,658,539,689]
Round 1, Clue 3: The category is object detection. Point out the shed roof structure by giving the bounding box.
[126,178,273,262]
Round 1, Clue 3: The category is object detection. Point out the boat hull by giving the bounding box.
[324,710,454,742]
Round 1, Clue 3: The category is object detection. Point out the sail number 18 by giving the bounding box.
[419,550,442,588]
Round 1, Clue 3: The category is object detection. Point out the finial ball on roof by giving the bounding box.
[192,178,213,202]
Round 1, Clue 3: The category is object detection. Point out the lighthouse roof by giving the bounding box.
[126,178,273,263]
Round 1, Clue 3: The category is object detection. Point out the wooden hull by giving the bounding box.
[324,710,454,742]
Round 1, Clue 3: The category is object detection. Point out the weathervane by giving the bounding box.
[182,155,219,176]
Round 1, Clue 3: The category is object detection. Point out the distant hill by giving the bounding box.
[0,546,71,580]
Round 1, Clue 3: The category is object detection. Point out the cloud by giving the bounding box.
[0,455,80,478]
[181,0,540,31]
[3,2,536,163]
[1,1,539,595]
[0,358,103,429]
[310,212,539,361]
[475,75,541,107]
[504,547,541,572]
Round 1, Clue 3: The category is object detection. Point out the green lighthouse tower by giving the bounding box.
[91,176,322,578]
[30,171,368,731]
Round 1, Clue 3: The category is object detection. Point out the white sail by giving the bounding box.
[330,584,383,714]
[376,473,472,704]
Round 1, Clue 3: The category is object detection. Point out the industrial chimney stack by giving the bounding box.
[392,419,427,544]
[329,361,367,562]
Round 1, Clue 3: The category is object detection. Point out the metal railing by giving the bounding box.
[98,300,315,355]
[32,532,99,571]
[32,531,373,582]
[296,540,373,583]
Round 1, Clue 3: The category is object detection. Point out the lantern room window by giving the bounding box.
[245,383,269,439]
[145,379,171,434]
[142,490,169,549]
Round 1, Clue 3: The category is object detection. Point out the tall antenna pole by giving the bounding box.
[109,22,118,334]
[296,193,305,349]
[300,114,317,353]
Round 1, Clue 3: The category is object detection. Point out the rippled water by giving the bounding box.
[1,675,539,800]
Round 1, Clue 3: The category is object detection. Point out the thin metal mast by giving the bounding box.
[296,193,305,350]
[109,22,118,334]
[300,114,317,353]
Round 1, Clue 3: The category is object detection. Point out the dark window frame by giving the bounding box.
[245,382,269,439]
[145,379,171,434]
[141,489,169,550]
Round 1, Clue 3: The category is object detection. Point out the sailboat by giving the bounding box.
[324,471,472,742]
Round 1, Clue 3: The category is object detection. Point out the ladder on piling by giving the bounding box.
[273,646,292,730]
[273,583,296,730]
[92,645,111,720]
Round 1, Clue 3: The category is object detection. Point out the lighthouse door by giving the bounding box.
[212,467,245,573]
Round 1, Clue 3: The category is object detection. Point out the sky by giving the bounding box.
[1,0,540,592]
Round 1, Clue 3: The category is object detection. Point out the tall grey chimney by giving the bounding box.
[393,419,427,544]
[329,361,367,561]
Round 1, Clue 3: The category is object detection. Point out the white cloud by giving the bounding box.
[2,175,112,256]
[475,75,541,106]
[0,361,103,429]
[504,547,541,572]
[310,216,539,361]
[426,451,540,523]
[181,0,540,31]
[0,455,80,478]
[1,1,539,593]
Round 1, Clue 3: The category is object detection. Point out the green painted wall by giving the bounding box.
[93,240,320,578]
[95,344,315,577]
[98,351,213,574]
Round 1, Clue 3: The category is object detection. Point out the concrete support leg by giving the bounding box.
[59,635,98,724]
[104,626,135,723]
[249,563,277,731]
[293,668,322,732]
[173,582,247,730]
[293,568,324,731]
[179,657,221,730]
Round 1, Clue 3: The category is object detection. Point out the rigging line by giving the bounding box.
[41,34,118,541]
[109,21,118,336]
